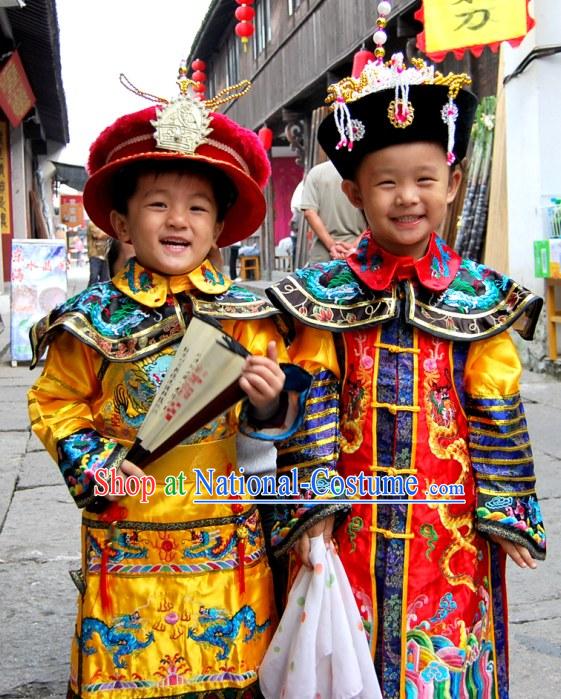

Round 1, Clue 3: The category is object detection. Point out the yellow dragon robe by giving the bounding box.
[28,257,309,699]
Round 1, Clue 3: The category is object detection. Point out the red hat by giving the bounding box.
[83,96,271,247]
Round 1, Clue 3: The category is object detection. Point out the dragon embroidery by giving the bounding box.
[188,605,270,660]
[112,353,172,428]
[88,530,148,563]
[423,340,477,591]
[80,612,154,668]
[183,518,259,559]
[439,258,503,312]
[60,283,151,337]
[340,333,373,453]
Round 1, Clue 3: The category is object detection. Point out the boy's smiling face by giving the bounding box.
[342,141,462,260]
[110,171,224,276]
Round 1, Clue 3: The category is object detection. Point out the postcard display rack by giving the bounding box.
[10,239,67,365]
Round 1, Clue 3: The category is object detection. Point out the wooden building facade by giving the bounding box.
[0,0,69,288]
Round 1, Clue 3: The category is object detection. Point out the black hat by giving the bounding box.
[318,54,478,180]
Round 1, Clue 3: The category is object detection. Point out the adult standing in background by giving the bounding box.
[300,159,366,263]
[86,220,110,284]
[289,179,304,269]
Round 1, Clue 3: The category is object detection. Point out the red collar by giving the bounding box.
[347,230,461,291]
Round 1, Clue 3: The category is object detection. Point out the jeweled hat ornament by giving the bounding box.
[318,0,478,180]
[83,62,271,247]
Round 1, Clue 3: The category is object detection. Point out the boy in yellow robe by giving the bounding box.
[28,71,309,699]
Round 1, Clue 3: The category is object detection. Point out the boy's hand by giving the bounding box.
[329,241,353,260]
[239,341,285,420]
[489,533,538,569]
[295,515,335,568]
[105,460,146,502]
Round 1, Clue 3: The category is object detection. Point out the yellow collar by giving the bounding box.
[113,257,232,308]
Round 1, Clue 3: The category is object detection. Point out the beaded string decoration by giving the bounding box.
[120,61,252,111]
[373,0,392,62]
[333,0,393,150]
[441,98,460,165]
[387,52,415,129]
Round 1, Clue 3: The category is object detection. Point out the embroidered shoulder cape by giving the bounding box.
[267,232,542,342]
[30,257,279,367]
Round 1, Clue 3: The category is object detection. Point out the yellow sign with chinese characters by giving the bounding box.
[0,51,35,127]
[417,0,532,60]
[0,120,13,236]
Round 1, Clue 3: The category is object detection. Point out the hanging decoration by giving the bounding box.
[190,58,207,98]
[415,0,535,62]
[330,1,392,153]
[258,124,273,151]
[234,0,255,51]
[347,3,392,81]
[373,1,392,62]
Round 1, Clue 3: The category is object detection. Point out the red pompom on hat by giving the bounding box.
[83,95,271,247]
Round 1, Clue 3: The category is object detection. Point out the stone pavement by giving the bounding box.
[0,268,560,698]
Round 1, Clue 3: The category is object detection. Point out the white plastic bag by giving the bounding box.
[259,535,382,699]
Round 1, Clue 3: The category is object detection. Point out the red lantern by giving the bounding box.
[235,21,255,41]
[258,125,273,151]
[190,58,207,98]
[234,1,255,49]
[352,48,375,78]
[191,58,206,72]
[235,5,255,21]
[192,70,207,83]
